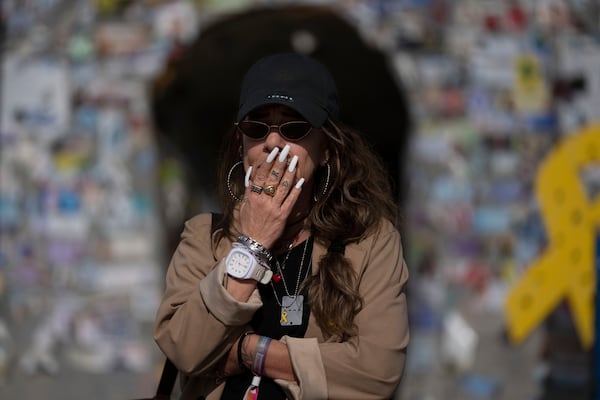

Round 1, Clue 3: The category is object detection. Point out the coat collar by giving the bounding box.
[305,237,366,342]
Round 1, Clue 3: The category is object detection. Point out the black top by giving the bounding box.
[221,237,314,400]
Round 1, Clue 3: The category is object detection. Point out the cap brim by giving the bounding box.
[237,91,328,128]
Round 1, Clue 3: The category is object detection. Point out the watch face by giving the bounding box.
[227,249,252,278]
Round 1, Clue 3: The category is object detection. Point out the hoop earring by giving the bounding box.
[227,161,244,202]
[314,163,331,202]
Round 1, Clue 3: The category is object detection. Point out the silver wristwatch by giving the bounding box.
[225,245,273,284]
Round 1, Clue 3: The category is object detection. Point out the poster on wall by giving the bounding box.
[1,57,70,140]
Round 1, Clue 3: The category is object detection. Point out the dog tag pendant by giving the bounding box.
[280,295,303,326]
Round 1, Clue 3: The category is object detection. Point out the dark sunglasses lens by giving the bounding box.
[238,121,268,138]
[280,121,312,140]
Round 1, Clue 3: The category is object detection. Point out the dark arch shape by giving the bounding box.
[151,4,413,218]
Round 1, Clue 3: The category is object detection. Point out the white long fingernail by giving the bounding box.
[288,155,298,172]
[245,166,252,187]
[278,145,290,163]
[295,178,305,189]
[266,148,279,163]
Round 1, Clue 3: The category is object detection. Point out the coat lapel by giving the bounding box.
[303,238,367,342]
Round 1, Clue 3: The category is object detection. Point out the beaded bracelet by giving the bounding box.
[237,331,254,372]
[252,336,272,376]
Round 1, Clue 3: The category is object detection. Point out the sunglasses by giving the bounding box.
[235,120,313,141]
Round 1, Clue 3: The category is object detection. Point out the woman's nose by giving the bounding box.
[264,128,285,149]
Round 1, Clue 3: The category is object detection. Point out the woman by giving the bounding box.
[154,52,409,400]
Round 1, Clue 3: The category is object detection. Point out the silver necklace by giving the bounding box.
[271,237,311,326]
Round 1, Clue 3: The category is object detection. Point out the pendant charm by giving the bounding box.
[280,295,303,326]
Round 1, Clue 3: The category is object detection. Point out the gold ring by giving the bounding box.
[263,185,277,196]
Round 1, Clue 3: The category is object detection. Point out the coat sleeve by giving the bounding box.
[282,220,410,400]
[153,214,262,375]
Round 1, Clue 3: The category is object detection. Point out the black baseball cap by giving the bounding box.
[237,52,339,128]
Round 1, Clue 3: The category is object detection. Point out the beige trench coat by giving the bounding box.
[154,213,409,400]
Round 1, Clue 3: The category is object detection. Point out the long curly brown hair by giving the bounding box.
[216,119,399,340]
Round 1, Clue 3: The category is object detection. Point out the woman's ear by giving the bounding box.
[236,130,244,158]
[321,149,330,166]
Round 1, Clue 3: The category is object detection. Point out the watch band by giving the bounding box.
[249,265,273,284]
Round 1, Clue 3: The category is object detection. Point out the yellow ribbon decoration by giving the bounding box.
[280,311,288,324]
[505,123,600,349]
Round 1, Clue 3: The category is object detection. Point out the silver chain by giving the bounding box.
[270,237,311,307]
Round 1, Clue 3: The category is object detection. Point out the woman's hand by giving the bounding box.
[220,333,296,382]
[220,335,244,379]
[239,144,304,249]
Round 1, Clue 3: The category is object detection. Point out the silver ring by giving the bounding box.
[263,185,277,197]
[250,184,263,194]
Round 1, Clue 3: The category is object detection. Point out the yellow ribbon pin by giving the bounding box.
[505,123,600,349]
[280,311,288,324]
